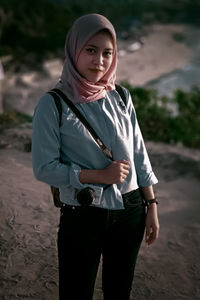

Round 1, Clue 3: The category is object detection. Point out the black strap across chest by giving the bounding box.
[48,84,126,161]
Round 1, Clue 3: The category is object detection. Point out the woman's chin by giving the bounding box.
[85,72,104,84]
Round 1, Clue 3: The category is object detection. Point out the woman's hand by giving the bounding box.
[145,204,160,246]
[78,160,130,185]
[101,160,130,184]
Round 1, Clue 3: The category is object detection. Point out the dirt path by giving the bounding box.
[0,142,200,299]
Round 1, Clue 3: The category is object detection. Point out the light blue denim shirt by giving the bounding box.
[32,87,158,209]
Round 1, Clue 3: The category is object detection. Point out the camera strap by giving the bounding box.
[49,88,117,161]
[48,85,127,191]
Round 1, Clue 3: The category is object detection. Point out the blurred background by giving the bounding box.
[0,0,200,148]
[0,2,200,300]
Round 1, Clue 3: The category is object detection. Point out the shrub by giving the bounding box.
[171,87,200,148]
[121,82,200,148]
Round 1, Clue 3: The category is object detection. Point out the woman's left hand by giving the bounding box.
[145,204,160,246]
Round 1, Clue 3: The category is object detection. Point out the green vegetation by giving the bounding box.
[122,82,200,148]
[170,88,200,148]
[0,111,32,127]
[0,0,72,69]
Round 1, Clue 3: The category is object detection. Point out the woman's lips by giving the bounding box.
[89,69,103,73]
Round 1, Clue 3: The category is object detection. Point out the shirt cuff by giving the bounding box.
[69,163,85,190]
[69,163,104,205]
[138,171,158,187]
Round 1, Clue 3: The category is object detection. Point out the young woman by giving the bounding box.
[32,13,159,300]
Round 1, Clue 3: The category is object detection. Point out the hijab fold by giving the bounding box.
[55,14,117,104]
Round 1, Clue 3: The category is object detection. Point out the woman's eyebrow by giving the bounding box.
[86,44,113,51]
[104,48,113,51]
[86,44,97,48]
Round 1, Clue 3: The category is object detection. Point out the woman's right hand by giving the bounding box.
[101,160,130,184]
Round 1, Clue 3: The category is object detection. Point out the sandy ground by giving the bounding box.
[0,137,200,300]
[0,23,200,300]
[117,24,194,86]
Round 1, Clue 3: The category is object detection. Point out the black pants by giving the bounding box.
[57,189,146,300]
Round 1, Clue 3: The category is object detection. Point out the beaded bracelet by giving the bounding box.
[144,198,158,207]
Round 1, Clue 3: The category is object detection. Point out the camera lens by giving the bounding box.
[77,187,96,206]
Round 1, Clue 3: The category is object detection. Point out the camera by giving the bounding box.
[76,187,96,206]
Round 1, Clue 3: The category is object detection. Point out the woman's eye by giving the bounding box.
[86,48,95,53]
[104,51,112,57]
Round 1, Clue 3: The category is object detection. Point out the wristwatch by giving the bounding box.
[144,198,158,206]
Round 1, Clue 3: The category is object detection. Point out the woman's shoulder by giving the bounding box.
[115,84,130,104]
[33,92,60,119]
[35,92,56,111]
[33,91,60,125]
[108,84,132,107]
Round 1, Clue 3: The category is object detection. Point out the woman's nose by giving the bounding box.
[93,54,103,65]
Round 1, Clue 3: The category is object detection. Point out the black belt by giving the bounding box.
[61,188,142,210]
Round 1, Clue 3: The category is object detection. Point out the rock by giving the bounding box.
[2,59,63,116]
[0,124,32,152]
[43,58,63,78]
[118,49,127,57]
[127,41,142,52]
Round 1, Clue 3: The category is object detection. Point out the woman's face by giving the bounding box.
[76,31,114,83]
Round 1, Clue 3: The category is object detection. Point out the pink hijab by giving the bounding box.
[55,14,117,104]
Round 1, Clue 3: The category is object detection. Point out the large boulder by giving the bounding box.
[2,59,63,116]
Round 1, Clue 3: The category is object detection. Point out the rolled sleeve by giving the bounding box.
[69,163,104,204]
[69,163,85,189]
[32,94,82,189]
[137,170,158,187]
[127,92,158,187]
